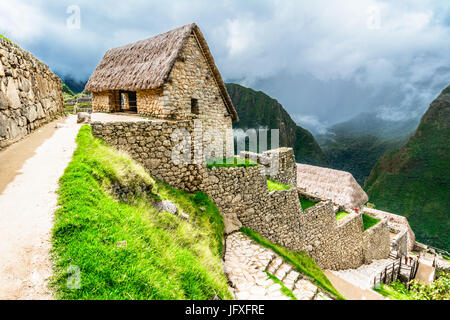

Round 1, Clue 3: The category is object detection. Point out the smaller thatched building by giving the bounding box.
[296,164,369,210]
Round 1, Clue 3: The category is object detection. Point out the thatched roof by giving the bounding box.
[296,164,369,209]
[85,23,238,121]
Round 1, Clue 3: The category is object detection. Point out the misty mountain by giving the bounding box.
[316,112,419,185]
[58,74,87,93]
[226,83,329,167]
[365,86,450,250]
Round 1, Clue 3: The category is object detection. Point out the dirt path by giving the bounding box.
[0,115,80,300]
[415,262,436,285]
[324,271,385,300]
[0,118,66,194]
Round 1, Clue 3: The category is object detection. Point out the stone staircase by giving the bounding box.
[224,232,333,300]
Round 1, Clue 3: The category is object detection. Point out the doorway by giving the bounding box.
[119,90,137,113]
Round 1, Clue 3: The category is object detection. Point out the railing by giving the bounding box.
[373,255,419,289]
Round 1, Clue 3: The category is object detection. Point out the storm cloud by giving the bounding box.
[1,0,449,131]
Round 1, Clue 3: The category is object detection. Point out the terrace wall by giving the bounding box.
[92,122,391,270]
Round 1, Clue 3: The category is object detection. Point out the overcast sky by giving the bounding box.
[1,0,449,132]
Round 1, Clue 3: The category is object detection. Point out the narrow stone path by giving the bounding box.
[0,115,80,300]
[224,232,332,300]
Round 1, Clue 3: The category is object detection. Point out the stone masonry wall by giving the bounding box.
[0,37,64,150]
[92,91,115,113]
[137,89,165,117]
[91,120,206,193]
[240,148,297,187]
[92,122,391,270]
[163,34,234,157]
[363,207,415,251]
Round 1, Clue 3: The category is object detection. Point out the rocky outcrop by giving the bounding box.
[0,37,64,150]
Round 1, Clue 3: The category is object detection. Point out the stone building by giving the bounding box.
[85,23,238,156]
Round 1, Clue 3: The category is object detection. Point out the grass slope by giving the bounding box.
[206,157,258,169]
[267,179,292,191]
[299,198,317,211]
[226,83,329,167]
[51,126,232,300]
[365,86,450,250]
[362,214,380,230]
[336,211,349,221]
[240,228,344,299]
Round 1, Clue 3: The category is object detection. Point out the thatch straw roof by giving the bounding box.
[296,164,369,209]
[85,23,238,121]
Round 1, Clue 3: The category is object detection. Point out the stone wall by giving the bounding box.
[363,207,415,251]
[163,34,233,157]
[91,121,391,270]
[92,91,116,112]
[201,159,390,270]
[91,120,207,193]
[0,37,64,150]
[362,219,391,262]
[137,89,165,117]
[240,148,297,187]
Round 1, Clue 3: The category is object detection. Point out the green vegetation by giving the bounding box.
[365,86,450,250]
[0,34,12,43]
[317,112,418,185]
[206,157,258,169]
[375,272,450,300]
[336,211,350,221]
[299,198,317,211]
[51,126,232,300]
[267,179,292,191]
[264,272,297,300]
[240,228,344,299]
[63,83,75,96]
[374,281,413,300]
[362,214,380,230]
[226,83,329,166]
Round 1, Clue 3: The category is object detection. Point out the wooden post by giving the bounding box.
[391,263,395,283]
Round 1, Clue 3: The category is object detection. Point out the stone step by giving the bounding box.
[292,279,318,300]
[282,270,301,290]
[274,263,291,280]
[266,256,283,274]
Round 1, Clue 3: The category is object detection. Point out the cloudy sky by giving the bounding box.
[1,0,449,133]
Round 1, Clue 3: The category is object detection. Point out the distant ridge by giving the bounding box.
[226,83,329,167]
[365,86,450,250]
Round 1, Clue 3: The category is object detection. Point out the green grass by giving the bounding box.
[51,125,232,300]
[267,179,292,191]
[299,198,318,211]
[444,255,450,262]
[240,228,344,300]
[206,157,258,169]
[336,211,350,221]
[264,272,297,300]
[0,34,12,43]
[374,281,412,300]
[362,214,381,230]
